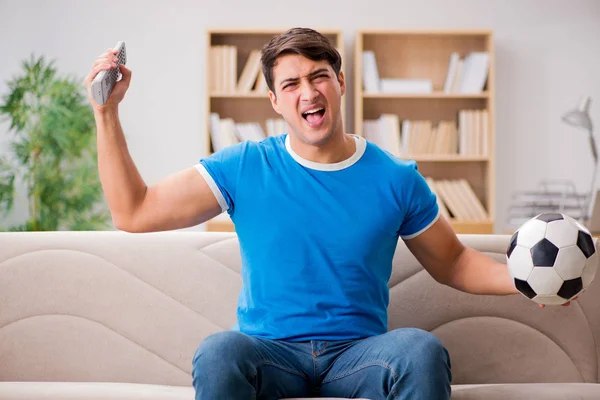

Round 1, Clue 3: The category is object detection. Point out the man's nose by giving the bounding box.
[299,80,319,102]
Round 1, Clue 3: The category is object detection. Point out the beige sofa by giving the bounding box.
[2,231,600,400]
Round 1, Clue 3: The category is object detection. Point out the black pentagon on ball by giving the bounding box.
[530,238,559,267]
[557,277,583,300]
[536,213,564,222]
[507,231,518,258]
[514,278,537,299]
[577,230,596,258]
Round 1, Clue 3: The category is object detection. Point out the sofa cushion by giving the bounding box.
[0,382,193,400]
[0,382,364,400]
[3,382,600,399]
[451,383,600,399]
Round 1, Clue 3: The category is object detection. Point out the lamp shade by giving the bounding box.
[562,96,593,131]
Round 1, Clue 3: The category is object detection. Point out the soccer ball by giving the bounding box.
[506,212,598,305]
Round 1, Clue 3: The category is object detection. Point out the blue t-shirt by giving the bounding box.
[196,133,439,342]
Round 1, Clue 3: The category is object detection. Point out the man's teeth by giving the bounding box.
[303,107,324,115]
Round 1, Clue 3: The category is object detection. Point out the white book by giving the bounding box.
[363,119,380,146]
[235,123,265,142]
[237,50,262,93]
[456,55,473,93]
[362,51,380,93]
[219,118,239,148]
[459,52,489,93]
[266,119,276,136]
[426,177,451,220]
[481,109,489,156]
[458,110,467,156]
[254,71,268,93]
[362,119,374,140]
[211,46,224,93]
[220,46,227,93]
[380,78,433,94]
[450,59,464,92]
[266,118,286,136]
[250,122,266,141]
[209,112,222,152]
[401,119,412,156]
[209,47,219,92]
[378,114,402,156]
[443,52,460,93]
[229,46,238,93]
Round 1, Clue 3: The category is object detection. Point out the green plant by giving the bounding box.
[0,54,110,231]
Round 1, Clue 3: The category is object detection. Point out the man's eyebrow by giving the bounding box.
[280,68,330,86]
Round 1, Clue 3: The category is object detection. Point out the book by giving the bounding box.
[237,50,262,93]
[458,52,489,93]
[380,78,433,94]
[443,52,460,93]
[362,51,380,93]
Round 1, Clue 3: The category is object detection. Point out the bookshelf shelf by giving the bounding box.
[205,28,344,232]
[206,215,492,234]
[363,92,489,99]
[408,155,490,162]
[210,92,270,99]
[356,29,496,234]
[450,220,494,234]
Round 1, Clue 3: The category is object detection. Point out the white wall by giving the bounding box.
[1,0,599,233]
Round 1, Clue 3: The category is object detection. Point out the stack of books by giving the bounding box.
[362,50,489,94]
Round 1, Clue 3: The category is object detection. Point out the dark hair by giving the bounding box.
[260,27,342,93]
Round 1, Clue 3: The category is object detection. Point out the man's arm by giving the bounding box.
[403,215,519,296]
[95,112,223,233]
[85,47,223,233]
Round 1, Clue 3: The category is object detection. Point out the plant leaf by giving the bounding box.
[1,54,109,231]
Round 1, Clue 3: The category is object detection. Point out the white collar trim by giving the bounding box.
[285,134,366,171]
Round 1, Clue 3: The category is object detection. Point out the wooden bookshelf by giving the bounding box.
[204,28,344,232]
[363,92,489,99]
[355,29,496,234]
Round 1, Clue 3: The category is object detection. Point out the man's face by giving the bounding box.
[269,54,345,146]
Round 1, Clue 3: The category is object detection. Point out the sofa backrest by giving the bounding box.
[1,231,599,387]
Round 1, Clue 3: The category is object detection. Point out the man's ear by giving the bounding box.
[269,90,282,115]
[338,70,346,96]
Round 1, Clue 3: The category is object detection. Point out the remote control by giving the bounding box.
[91,41,127,105]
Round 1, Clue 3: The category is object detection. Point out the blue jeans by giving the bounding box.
[191,327,452,399]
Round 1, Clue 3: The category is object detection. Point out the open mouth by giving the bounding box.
[301,107,326,126]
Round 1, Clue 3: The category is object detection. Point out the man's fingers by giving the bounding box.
[94,51,117,65]
[85,63,115,86]
[538,300,577,308]
[536,297,580,309]
[119,63,131,76]
[93,58,116,68]
[92,63,114,75]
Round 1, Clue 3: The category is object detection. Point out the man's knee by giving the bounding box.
[192,331,261,398]
[389,328,451,372]
[192,330,256,371]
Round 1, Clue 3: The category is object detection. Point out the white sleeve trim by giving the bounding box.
[194,163,229,213]
[400,209,441,240]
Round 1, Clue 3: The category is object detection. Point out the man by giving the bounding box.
[85,27,564,400]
